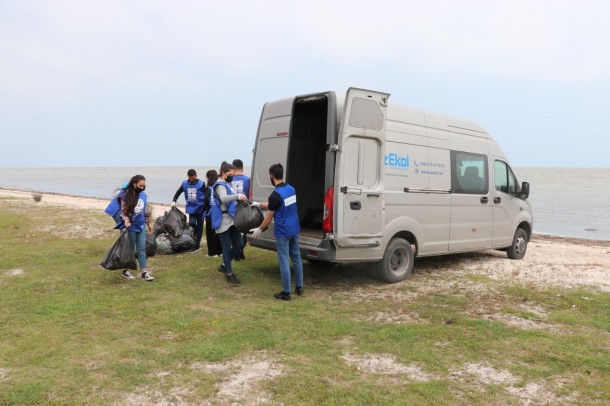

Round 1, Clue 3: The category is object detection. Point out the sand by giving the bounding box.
[2,187,609,292]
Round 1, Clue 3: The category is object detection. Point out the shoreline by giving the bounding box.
[1,187,608,246]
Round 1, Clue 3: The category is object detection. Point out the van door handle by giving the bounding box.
[494,197,502,204]
[480,196,488,204]
[350,201,362,210]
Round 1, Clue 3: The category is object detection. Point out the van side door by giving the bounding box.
[335,88,389,248]
[492,160,524,247]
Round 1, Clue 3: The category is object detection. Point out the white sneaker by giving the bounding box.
[141,272,154,281]
[122,270,135,279]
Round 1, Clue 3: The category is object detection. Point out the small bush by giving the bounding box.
[32,193,43,202]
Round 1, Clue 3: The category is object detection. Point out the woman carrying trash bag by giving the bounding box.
[210,162,247,285]
[119,175,155,281]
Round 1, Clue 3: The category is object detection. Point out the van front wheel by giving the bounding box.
[506,228,528,260]
[377,238,414,283]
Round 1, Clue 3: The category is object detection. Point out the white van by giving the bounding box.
[249,87,532,283]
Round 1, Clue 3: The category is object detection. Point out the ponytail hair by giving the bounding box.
[206,169,218,186]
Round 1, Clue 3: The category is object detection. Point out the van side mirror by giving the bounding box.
[520,182,530,199]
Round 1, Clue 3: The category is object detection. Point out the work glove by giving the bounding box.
[170,201,176,208]
[249,228,262,238]
[251,201,261,208]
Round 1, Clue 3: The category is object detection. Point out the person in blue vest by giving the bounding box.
[119,175,154,281]
[104,182,129,227]
[230,159,251,261]
[249,163,303,300]
[203,169,223,257]
[171,169,206,253]
[211,161,248,285]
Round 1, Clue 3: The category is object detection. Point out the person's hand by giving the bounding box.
[249,228,262,238]
[238,193,247,201]
[124,220,131,228]
[170,201,176,208]
[147,224,153,233]
[251,201,261,208]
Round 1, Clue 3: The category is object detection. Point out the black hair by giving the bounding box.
[219,161,234,175]
[206,169,218,185]
[269,163,283,180]
[232,159,244,169]
[123,174,146,215]
[187,169,197,177]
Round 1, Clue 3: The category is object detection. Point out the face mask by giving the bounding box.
[137,185,146,192]
[225,175,234,183]
[270,177,275,186]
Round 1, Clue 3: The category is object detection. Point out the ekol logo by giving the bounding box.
[384,153,409,168]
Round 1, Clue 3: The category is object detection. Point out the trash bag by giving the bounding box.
[156,234,173,255]
[100,230,137,270]
[145,233,157,257]
[171,234,195,253]
[157,207,187,238]
[183,225,194,238]
[153,217,165,237]
[234,201,264,234]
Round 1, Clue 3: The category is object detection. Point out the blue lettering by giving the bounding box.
[384,152,410,168]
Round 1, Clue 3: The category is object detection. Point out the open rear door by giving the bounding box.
[334,88,389,248]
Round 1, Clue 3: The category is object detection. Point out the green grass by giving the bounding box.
[0,199,609,404]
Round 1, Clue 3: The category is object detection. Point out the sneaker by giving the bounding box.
[218,263,226,274]
[141,272,154,281]
[188,247,201,254]
[226,273,241,285]
[238,252,246,260]
[274,291,291,301]
[295,287,303,296]
[121,270,135,279]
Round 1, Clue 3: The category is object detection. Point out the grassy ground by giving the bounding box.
[0,197,608,405]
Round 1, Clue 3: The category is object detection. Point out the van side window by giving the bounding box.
[451,151,488,194]
[494,160,518,195]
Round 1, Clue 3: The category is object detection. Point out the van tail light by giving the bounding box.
[322,186,334,234]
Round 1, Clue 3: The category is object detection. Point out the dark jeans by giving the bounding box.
[189,212,204,249]
[217,226,242,275]
[205,217,222,256]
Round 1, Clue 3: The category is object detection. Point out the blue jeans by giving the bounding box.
[276,234,303,293]
[217,226,242,275]
[128,229,147,270]
[189,212,204,249]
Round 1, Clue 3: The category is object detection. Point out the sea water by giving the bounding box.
[1,166,608,241]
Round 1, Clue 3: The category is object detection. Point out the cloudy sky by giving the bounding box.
[1,0,608,168]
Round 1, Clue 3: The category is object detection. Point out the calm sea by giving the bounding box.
[1,166,608,241]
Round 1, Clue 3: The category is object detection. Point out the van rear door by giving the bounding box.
[334,88,389,248]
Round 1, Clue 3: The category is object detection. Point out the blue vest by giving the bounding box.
[210,181,237,230]
[128,191,148,232]
[231,174,251,197]
[273,184,300,238]
[104,196,121,217]
[182,179,205,214]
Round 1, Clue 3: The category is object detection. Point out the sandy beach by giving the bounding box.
[2,187,609,292]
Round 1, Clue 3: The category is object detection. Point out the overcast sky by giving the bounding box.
[1,0,608,168]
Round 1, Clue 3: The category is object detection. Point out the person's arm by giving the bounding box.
[216,185,246,203]
[250,192,280,237]
[120,198,131,228]
[172,185,183,204]
[203,188,211,213]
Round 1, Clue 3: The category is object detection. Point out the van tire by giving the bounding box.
[377,238,414,283]
[506,228,528,260]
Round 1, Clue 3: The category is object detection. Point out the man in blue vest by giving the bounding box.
[171,169,206,253]
[230,159,251,261]
[249,163,303,301]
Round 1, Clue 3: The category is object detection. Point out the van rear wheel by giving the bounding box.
[377,238,414,283]
[506,228,528,260]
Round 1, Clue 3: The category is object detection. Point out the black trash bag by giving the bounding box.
[157,207,187,238]
[145,233,157,257]
[156,234,173,255]
[170,234,195,253]
[153,217,165,237]
[183,225,194,238]
[234,201,264,234]
[100,230,137,270]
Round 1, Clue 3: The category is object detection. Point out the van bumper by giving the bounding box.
[248,236,336,261]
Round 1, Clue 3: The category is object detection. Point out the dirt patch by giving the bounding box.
[158,332,178,341]
[340,353,434,382]
[450,362,577,404]
[5,269,25,276]
[360,310,428,324]
[482,313,558,331]
[122,386,194,406]
[191,352,284,405]
[0,368,7,381]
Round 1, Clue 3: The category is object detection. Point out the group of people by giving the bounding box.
[104,159,303,300]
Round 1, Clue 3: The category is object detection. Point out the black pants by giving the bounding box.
[189,213,204,249]
[205,216,222,256]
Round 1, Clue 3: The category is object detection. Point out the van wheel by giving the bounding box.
[377,238,414,283]
[506,228,528,260]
